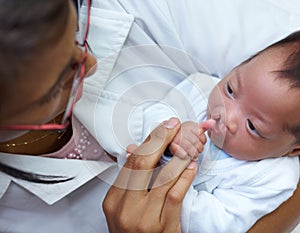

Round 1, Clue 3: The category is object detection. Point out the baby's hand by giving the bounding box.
[168,119,216,160]
[168,121,207,160]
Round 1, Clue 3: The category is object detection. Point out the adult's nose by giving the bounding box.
[75,46,97,78]
[84,53,97,77]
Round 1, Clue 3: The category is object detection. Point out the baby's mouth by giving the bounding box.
[211,122,226,138]
[209,113,226,138]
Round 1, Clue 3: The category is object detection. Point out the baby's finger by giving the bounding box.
[171,141,199,160]
[196,142,205,156]
[199,119,216,131]
[185,139,205,160]
[169,143,189,159]
[191,126,207,145]
[191,126,201,137]
[199,132,207,145]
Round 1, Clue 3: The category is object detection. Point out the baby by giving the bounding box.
[171,38,300,161]
[142,31,300,232]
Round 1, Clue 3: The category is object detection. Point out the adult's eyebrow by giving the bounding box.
[36,55,75,105]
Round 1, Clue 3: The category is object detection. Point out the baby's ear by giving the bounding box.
[287,144,300,157]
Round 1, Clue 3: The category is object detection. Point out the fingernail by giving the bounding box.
[164,118,179,129]
[187,161,197,170]
[126,153,131,159]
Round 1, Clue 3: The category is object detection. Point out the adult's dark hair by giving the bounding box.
[0,0,69,118]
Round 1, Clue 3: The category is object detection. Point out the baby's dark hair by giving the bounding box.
[273,31,300,143]
[272,31,300,143]
[271,31,300,89]
[263,31,300,142]
[244,31,300,88]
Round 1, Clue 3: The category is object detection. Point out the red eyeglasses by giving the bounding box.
[0,0,91,131]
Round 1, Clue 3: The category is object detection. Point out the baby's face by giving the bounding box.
[207,49,300,160]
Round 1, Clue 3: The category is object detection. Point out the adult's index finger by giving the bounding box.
[125,118,181,170]
[114,118,180,191]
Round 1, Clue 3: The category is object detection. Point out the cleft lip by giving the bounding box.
[211,113,221,121]
[207,107,227,137]
[209,116,226,138]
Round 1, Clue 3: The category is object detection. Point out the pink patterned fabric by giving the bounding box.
[43,116,113,162]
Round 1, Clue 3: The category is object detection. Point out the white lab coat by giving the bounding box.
[1,1,299,232]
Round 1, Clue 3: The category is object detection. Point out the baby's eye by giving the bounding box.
[226,82,235,98]
[247,119,259,136]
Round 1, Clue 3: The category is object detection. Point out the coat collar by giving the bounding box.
[0,153,114,205]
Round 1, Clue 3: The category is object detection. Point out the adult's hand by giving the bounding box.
[103,118,199,233]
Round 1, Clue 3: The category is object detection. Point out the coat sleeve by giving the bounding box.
[141,73,217,140]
